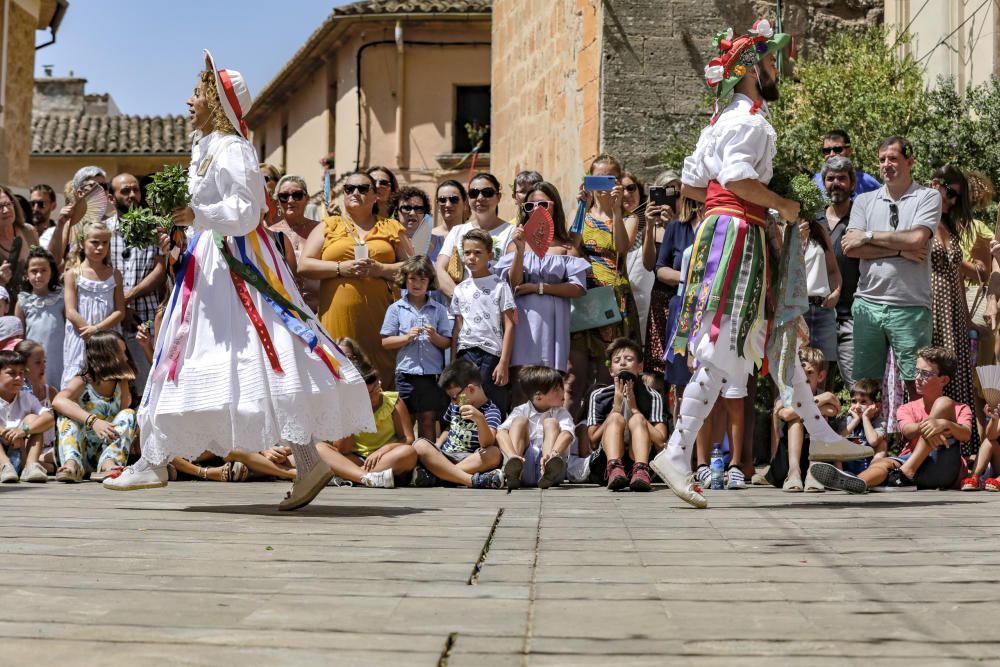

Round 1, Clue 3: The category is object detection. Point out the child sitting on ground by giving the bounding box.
[812,346,972,493]
[497,365,576,490]
[0,349,54,483]
[412,359,505,489]
[587,338,667,492]
[17,339,57,475]
[53,331,135,483]
[768,347,841,493]
[381,255,452,439]
[317,361,417,488]
[450,228,516,415]
[960,403,1000,491]
[839,378,887,475]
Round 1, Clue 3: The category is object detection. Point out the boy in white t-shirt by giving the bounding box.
[450,228,517,414]
[497,365,576,490]
[0,349,54,483]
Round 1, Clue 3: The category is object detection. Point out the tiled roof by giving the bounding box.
[333,0,491,16]
[31,113,192,156]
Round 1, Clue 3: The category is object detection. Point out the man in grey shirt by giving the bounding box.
[842,136,941,397]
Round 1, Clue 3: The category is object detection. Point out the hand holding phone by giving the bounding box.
[583,175,616,192]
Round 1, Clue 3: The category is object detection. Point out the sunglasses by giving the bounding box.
[344,184,371,195]
[398,204,426,214]
[373,179,392,188]
[822,145,848,156]
[468,187,497,200]
[889,203,899,230]
[437,195,461,205]
[914,368,939,380]
[264,175,274,183]
[942,184,960,200]
[29,200,47,208]
[522,200,553,213]
[623,184,638,193]
[277,191,306,203]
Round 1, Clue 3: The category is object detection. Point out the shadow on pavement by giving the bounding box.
[747,499,982,510]
[179,503,440,517]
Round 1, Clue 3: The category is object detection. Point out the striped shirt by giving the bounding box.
[586,383,664,426]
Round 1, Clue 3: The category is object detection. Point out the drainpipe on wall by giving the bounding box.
[0,0,9,120]
[395,20,405,169]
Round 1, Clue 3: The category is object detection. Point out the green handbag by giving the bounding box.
[570,284,623,333]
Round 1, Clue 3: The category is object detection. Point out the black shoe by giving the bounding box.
[808,462,867,494]
[884,468,917,490]
[587,448,607,485]
[410,465,437,488]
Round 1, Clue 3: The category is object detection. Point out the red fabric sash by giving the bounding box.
[229,269,284,375]
[705,180,767,227]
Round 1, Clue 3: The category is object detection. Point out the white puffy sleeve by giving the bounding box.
[190,137,264,237]
[716,121,770,187]
[681,125,714,188]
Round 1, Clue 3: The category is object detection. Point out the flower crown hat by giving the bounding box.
[704,19,790,122]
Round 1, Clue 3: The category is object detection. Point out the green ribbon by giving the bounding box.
[213,232,311,322]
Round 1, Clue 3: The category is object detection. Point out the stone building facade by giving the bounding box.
[491,0,883,207]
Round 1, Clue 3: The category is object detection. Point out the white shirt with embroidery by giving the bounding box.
[682,94,778,188]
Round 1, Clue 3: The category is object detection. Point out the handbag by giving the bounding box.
[570,284,623,333]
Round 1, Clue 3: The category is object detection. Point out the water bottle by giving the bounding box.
[710,444,725,490]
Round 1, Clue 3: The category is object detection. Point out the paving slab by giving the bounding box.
[1,482,999,664]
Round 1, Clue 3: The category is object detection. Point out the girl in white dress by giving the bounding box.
[105,51,373,510]
[60,221,124,389]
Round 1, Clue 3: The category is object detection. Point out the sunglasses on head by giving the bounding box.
[277,191,306,203]
[822,145,848,156]
[522,200,553,213]
[344,184,371,195]
[398,204,426,215]
[468,187,497,200]
[437,195,461,205]
[373,178,392,188]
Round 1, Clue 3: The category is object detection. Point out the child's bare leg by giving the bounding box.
[367,445,418,475]
[225,450,295,480]
[696,402,725,468]
[627,413,651,464]
[416,412,437,441]
[498,416,529,461]
[411,438,473,485]
[23,434,43,467]
[724,397,744,468]
[0,443,11,466]
[456,446,502,475]
[541,417,560,458]
[858,457,900,487]
[973,439,994,477]
[601,413,627,461]
[899,396,958,479]
[786,421,805,484]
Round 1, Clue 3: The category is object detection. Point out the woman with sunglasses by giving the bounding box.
[269,175,320,312]
[367,166,399,220]
[434,172,514,298]
[428,180,469,267]
[496,182,589,404]
[621,171,654,344]
[299,171,413,390]
[929,164,978,457]
[395,186,433,255]
[566,154,639,415]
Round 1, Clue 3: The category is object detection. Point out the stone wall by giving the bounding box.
[5,2,38,187]
[491,0,602,220]
[600,0,883,182]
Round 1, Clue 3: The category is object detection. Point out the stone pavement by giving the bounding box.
[1,481,999,665]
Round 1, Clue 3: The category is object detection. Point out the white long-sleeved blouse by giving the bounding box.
[681,94,778,189]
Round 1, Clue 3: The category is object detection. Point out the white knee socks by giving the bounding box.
[289,441,320,481]
[665,365,724,474]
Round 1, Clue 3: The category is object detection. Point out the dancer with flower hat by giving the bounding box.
[104,51,374,510]
[649,20,873,508]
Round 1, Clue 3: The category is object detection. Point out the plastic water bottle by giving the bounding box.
[710,444,725,490]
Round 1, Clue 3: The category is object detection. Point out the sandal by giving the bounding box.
[55,461,84,483]
[782,477,804,492]
[221,461,249,482]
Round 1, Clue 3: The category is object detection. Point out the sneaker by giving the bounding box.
[726,466,747,490]
[102,458,168,491]
[0,462,18,483]
[694,464,711,488]
[884,467,917,491]
[539,456,565,490]
[606,458,629,491]
[629,462,653,492]
[808,462,866,494]
[649,450,708,509]
[961,475,981,492]
[809,437,875,462]
[503,456,524,491]
[470,469,504,489]
[278,462,335,511]
[19,462,48,483]
[804,469,825,493]
[985,477,1000,492]
[410,465,436,488]
[587,448,607,485]
[360,469,395,489]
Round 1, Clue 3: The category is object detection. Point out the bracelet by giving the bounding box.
[85,414,97,430]
[334,261,341,277]
[537,283,544,295]
[20,420,30,436]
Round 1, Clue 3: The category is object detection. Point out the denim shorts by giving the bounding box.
[804,303,837,361]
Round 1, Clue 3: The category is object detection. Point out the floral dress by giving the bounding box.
[57,381,136,473]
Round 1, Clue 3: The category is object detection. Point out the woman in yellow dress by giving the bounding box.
[299,171,412,388]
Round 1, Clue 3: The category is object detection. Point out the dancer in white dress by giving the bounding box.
[105,51,373,509]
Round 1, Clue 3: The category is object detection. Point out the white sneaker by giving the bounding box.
[19,462,48,483]
[279,462,335,511]
[361,469,395,488]
[726,467,747,490]
[649,450,708,509]
[810,438,874,462]
[0,463,18,483]
[102,458,168,491]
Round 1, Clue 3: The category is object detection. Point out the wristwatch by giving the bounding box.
[863,231,875,243]
[537,283,544,296]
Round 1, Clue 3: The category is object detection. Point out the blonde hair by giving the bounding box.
[199,70,237,136]
[68,220,112,273]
